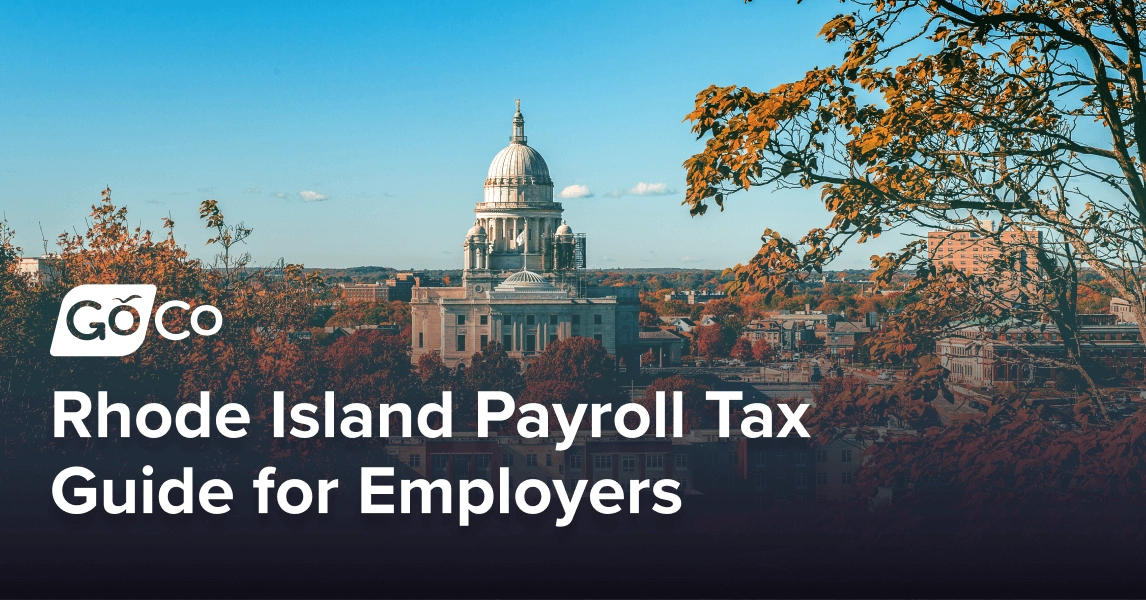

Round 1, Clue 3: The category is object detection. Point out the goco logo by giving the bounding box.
[50,284,222,357]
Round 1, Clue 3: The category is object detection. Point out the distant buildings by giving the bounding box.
[741,320,782,347]
[1112,297,1138,324]
[739,310,870,357]
[926,220,1043,278]
[340,272,434,303]
[660,316,697,334]
[16,256,58,284]
[638,329,684,367]
[937,322,1146,388]
[821,320,871,358]
[663,289,728,305]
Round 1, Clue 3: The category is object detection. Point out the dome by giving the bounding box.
[467,221,486,238]
[485,143,552,187]
[494,269,557,293]
[482,102,555,204]
[555,220,573,235]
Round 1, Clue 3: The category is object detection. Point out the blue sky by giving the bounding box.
[0,1,906,270]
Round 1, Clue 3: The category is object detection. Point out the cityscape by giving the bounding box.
[10,102,1144,513]
[5,1,1146,596]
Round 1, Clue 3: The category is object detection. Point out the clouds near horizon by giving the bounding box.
[605,181,677,197]
[558,184,593,198]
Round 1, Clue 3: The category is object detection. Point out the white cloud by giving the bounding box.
[605,181,677,197]
[244,187,261,194]
[679,256,703,263]
[558,184,594,199]
[271,192,288,199]
[299,190,328,202]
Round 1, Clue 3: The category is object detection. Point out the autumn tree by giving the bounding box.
[46,188,206,400]
[641,349,657,366]
[694,324,725,359]
[179,199,322,404]
[466,342,522,395]
[520,337,620,407]
[0,221,54,400]
[325,329,419,406]
[639,374,715,431]
[752,339,774,362]
[730,336,754,362]
[703,297,740,318]
[808,358,946,448]
[416,351,455,404]
[684,1,1146,391]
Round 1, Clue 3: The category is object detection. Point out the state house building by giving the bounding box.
[410,103,639,368]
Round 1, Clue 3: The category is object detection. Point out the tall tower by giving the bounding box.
[472,102,566,273]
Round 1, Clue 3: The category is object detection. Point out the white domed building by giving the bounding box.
[410,103,639,369]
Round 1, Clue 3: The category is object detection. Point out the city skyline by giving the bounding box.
[0,2,909,270]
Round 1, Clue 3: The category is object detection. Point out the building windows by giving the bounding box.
[526,314,535,325]
[794,472,808,488]
[568,454,583,469]
[526,453,537,467]
[841,449,853,463]
[841,472,853,484]
[549,334,558,344]
[675,453,688,469]
[794,451,807,466]
[594,314,603,325]
[453,455,471,478]
[432,455,449,478]
[503,315,513,325]
[525,334,536,353]
[502,453,513,467]
[621,455,636,474]
[545,453,552,467]
[549,314,558,325]
[408,454,421,467]
[645,454,664,469]
[593,334,603,343]
[754,473,767,489]
[418,332,423,348]
[480,315,488,325]
[457,314,466,326]
[751,451,767,468]
[503,334,512,349]
[456,334,466,352]
[475,454,492,480]
[774,472,787,486]
[593,455,613,469]
[816,472,827,485]
[480,334,488,349]
[572,314,580,325]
